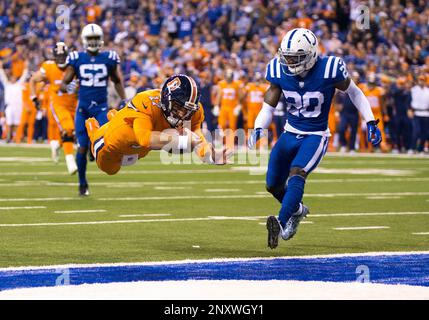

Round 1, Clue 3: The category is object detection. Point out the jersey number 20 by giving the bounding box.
[79,64,108,87]
[283,91,324,118]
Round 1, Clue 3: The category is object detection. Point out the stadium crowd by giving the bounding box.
[0,0,428,153]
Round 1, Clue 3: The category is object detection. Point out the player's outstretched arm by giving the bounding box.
[336,77,382,146]
[248,83,281,149]
[29,70,47,110]
[59,65,76,93]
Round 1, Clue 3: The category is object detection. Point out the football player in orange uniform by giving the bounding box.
[85,75,228,175]
[243,72,269,132]
[30,42,79,174]
[359,73,387,151]
[214,69,243,131]
[14,81,40,144]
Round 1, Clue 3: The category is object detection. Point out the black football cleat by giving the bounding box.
[88,152,95,162]
[79,184,90,197]
[266,215,282,249]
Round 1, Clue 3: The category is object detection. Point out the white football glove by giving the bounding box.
[212,105,220,117]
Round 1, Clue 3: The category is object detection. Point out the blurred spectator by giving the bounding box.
[389,77,412,153]
[410,75,429,153]
[0,0,427,152]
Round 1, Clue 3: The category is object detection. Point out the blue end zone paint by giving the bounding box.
[1,254,428,291]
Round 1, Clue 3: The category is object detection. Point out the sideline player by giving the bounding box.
[248,28,382,249]
[30,42,78,173]
[85,74,228,175]
[60,23,126,196]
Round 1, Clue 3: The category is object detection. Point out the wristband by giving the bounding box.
[178,135,188,150]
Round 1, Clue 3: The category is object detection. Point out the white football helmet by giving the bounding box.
[278,28,319,75]
[81,23,104,53]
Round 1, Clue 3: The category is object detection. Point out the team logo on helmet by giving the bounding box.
[166,77,181,92]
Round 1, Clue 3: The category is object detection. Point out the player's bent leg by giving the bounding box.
[265,132,293,203]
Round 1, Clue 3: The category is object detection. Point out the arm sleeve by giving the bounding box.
[254,102,276,129]
[133,115,153,148]
[345,79,375,123]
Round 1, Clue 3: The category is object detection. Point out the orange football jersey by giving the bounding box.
[217,80,242,109]
[360,84,385,110]
[40,61,77,110]
[244,83,268,110]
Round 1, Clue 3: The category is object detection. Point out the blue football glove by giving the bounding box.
[367,119,382,147]
[248,128,265,149]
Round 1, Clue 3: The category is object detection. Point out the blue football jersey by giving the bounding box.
[66,50,120,107]
[265,56,349,134]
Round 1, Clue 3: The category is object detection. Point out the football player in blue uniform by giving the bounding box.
[248,28,382,249]
[60,23,126,196]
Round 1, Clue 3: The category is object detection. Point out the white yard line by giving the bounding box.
[333,226,390,231]
[1,211,428,228]
[1,192,429,202]
[153,186,191,190]
[54,210,107,214]
[366,196,402,200]
[2,177,429,188]
[412,232,429,235]
[204,189,241,192]
[0,206,46,210]
[118,214,171,218]
[0,169,239,176]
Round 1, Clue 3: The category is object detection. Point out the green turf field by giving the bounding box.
[0,145,428,268]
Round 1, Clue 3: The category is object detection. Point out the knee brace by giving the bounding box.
[61,131,75,143]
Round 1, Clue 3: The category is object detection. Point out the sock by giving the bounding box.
[76,150,88,186]
[278,175,305,227]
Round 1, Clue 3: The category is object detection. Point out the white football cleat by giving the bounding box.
[50,140,60,164]
[281,203,309,241]
[65,154,78,175]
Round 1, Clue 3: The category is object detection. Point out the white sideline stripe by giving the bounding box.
[1,251,428,271]
[204,189,241,192]
[2,192,429,202]
[412,232,429,235]
[0,206,46,210]
[334,226,390,231]
[118,214,171,218]
[54,210,107,214]
[1,211,429,228]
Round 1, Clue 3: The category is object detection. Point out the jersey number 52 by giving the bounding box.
[79,64,108,87]
[283,91,324,118]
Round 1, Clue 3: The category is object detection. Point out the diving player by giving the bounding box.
[85,74,228,175]
[60,23,126,196]
[248,28,382,249]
